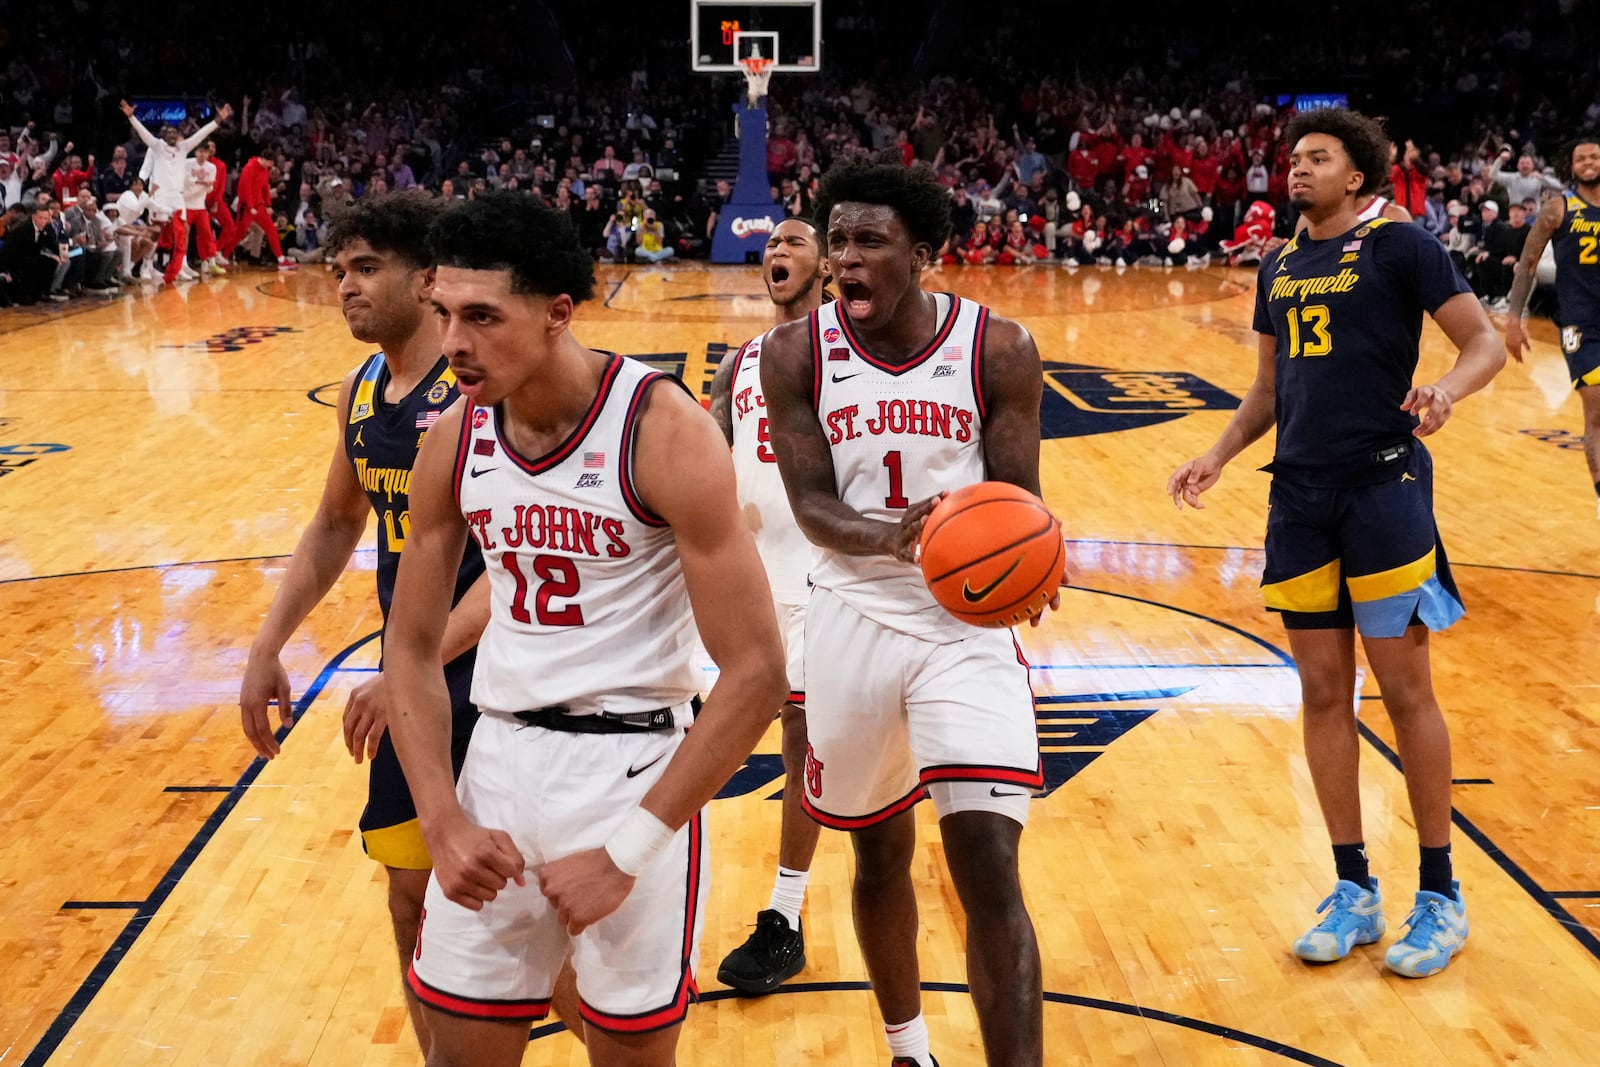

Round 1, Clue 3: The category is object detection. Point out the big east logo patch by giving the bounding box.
[1040,361,1239,439]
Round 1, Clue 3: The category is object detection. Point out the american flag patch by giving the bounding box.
[828,347,850,361]
[473,438,496,456]
[941,346,964,361]
[1342,240,1362,253]
[583,451,606,469]
[415,409,441,429]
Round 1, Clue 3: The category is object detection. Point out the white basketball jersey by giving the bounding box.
[809,294,988,641]
[454,355,700,718]
[1357,195,1390,222]
[731,331,815,605]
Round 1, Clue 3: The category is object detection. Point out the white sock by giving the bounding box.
[767,866,809,929]
[884,1014,932,1065]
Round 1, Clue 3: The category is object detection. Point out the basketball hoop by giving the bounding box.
[739,55,773,109]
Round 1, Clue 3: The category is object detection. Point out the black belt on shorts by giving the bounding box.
[512,696,699,734]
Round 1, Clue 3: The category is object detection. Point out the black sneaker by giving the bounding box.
[889,1058,940,1066]
[716,909,805,995]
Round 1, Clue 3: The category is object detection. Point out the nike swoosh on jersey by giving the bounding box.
[989,786,1028,798]
[625,751,667,779]
[831,371,860,383]
[961,558,1021,603]
[470,466,499,478]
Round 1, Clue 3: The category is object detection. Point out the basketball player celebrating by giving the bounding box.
[761,158,1051,1067]
[384,193,786,1067]
[1504,134,1600,516]
[1168,109,1504,978]
[239,194,488,1053]
[119,98,230,285]
[708,218,828,995]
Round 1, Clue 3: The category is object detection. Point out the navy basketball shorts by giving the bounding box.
[1560,323,1600,390]
[360,660,477,870]
[1260,445,1465,638]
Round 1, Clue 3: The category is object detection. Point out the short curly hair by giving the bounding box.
[325,191,441,270]
[428,192,596,304]
[1282,109,1391,197]
[1558,132,1600,184]
[812,153,952,252]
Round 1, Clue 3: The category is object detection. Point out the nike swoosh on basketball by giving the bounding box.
[625,752,666,779]
[990,786,1028,798]
[961,558,1021,603]
[470,465,498,477]
[831,371,860,383]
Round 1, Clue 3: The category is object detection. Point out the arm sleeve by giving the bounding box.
[128,116,161,150]
[177,120,219,155]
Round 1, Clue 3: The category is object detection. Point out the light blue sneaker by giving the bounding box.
[1292,879,1386,962]
[1384,882,1468,978]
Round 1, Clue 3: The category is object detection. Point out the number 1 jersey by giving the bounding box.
[807,294,989,641]
[453,354,700,717]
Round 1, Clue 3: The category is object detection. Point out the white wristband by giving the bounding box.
[604,807,674,877]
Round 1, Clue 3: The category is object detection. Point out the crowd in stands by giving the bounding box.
[2,0,1596,307]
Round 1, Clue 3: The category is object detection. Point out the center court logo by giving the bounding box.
[1041,360,1239,439]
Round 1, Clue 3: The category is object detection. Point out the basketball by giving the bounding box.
[919,481,1065,628]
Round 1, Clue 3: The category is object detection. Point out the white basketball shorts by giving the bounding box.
[407,709,709,1034]
[800,587,1042,829]
[777,599,806,708]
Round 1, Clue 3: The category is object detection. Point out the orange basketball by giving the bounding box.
[919,481,1065,628]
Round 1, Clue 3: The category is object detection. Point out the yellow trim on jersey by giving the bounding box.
[1346,547,1436,604]
[434,366,457,387]
[362,818,433,870]
[1578,365,1600,389]
[349,374,378,424]
[1263,559,1342,613]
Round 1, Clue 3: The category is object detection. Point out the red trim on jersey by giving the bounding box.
[801,782,926,829]
[918,761,1045,789]
[619,374,671,527]
[406,966,551,1022]
[808,310,823,409]
[495,353,623,476]
[576,811,703,1033]
[451,400,475,510]
[834,294,963,375]
[971,305,991,421]
[786,690,805,708]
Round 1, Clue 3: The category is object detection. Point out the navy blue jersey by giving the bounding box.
[1253,218,1470,487]
[344,354,484,684]
[1552,189,1600,331]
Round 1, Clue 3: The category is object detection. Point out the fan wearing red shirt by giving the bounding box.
[53,152,95,202]
[233,155,290,268]
[1118,133,1153,183]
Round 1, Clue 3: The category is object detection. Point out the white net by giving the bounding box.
[740,59,772,108]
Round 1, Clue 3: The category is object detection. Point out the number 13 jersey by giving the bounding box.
[806,294,989,642]
[452,354,700,718]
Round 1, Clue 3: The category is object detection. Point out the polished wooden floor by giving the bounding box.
[2,261,1597,1067]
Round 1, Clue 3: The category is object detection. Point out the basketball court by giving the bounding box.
[1,257,1596,1066]
[4,2,1599,1063]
